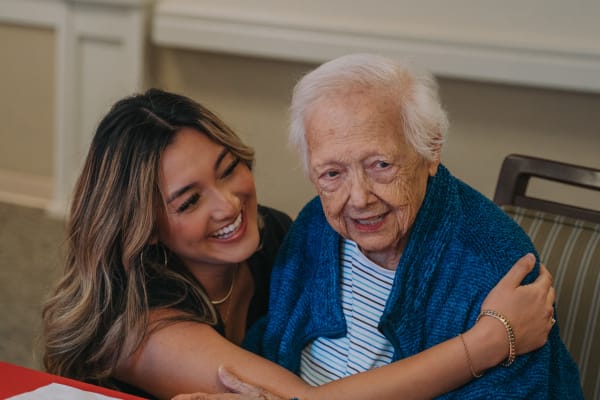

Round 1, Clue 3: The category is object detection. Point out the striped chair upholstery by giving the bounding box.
[502,204,600,399]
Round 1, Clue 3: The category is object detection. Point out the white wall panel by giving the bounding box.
[0,0,152,216]
[153,0,600,93]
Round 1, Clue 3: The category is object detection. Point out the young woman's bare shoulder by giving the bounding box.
[115,309,231,399]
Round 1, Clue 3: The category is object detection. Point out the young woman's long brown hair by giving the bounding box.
[41,89,255,387]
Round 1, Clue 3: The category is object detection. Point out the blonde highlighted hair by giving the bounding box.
[42,89,255,386]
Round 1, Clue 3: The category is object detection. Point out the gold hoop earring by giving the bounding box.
[160,246,168,267]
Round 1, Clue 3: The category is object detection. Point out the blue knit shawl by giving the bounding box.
[245,165,582,399]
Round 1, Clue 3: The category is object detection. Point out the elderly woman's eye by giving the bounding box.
[322,170,339,179]
[376,161,391,169]
[317,169,343,192]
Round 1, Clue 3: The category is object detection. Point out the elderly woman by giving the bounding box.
[245,54,582,398]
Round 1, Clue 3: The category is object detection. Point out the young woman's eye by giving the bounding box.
[177,193,200,213]
[221,157,240,179]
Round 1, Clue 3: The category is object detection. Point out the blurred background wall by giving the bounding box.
[0,22,55,209]
[1,0,599,218]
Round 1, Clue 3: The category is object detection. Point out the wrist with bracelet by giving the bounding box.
[460,309,516,379]
[477,309,516,367]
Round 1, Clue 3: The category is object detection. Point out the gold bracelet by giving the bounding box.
[477,309,516,367]
[459,333,483,378]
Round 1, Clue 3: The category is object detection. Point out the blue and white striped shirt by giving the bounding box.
[299,239,396,385]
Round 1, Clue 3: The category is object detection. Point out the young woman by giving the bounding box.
[42,89,555,400]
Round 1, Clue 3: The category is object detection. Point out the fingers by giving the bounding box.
[172,393,252,400]
[546,284,556,331]
[539,264,552,284]
[530,263,553,292]
[501,253,536,287]
[219,366,260,395]
[171,371,268,400]
[547,284,556,307]
[218,367,286,400]
[540,265,555,320]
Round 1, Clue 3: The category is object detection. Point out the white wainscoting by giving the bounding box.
[153,0,600,94]
[0,169,53,210]
[0,0,152,216]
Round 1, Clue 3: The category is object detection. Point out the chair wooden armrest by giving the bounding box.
[493,154,600,223]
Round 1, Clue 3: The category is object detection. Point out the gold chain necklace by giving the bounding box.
[210,265,237,305]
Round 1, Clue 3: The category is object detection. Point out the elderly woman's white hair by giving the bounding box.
[289,53,449,173]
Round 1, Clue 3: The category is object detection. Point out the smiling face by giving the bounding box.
[156,127,259,270]
[306,91,439,269]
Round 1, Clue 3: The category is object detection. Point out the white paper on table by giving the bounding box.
[7,383,123,400]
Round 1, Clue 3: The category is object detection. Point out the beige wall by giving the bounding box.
[1,22,599,217]
[148,48,600,217]
[0,23,55,207]
[440,79,600,212]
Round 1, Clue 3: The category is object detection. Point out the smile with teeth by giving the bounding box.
[211,212,243,239]
[354,214,386,225]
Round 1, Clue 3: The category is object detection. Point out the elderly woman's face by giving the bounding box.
[305,93,439,269]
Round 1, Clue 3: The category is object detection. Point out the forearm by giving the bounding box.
[299,254,552,400]
[298,319,506,400]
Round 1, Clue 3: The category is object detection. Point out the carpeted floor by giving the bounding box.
[0,202,66,370]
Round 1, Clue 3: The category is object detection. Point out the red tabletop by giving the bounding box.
[0,361,146,399]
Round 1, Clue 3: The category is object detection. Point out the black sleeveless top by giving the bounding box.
[115,205,292,398]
